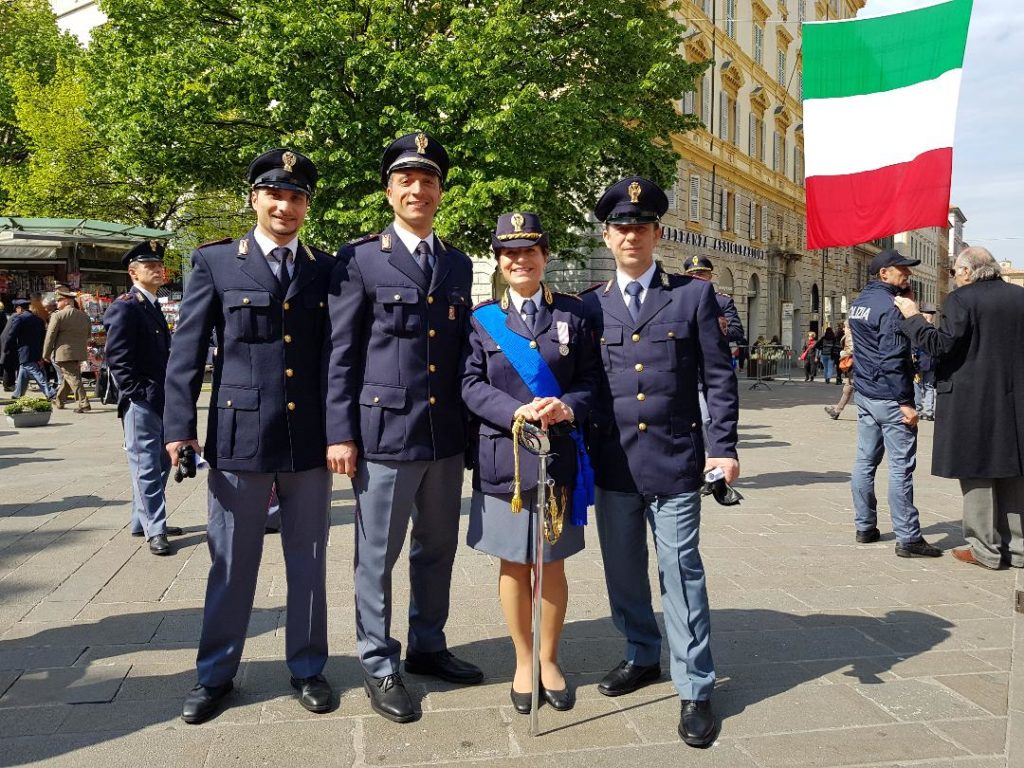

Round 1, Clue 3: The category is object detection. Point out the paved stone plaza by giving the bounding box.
[1,380,1021,767]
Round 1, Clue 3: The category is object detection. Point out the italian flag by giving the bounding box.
[803,0,973,250]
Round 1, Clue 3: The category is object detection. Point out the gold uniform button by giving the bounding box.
[600,337,606,344]
[637,393,646,401]
[319,301,325,308]
[631,333,640,342]
[691,422,698,429]
[427,296,434,304]
[287,402,296,411]
[242,297,250,305]
[668,331,676,338]
[428,329,436,338]
[394,294,401,301]
[373,396,380,403]
[284,334,292,343]
[283,301,290,310]
[285,368,294,378]
[638,422,648,432]
[529,341,538,349]
[226,400,232,407]
[635,363,644,373]
[429,364,437,373]
[429,396,437,405]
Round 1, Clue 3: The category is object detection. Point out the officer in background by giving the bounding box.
[684,256,745,343]
[580,177,739,748]
[103,243,182,553]
[44,288,93,412]
[326,132,480,723]
[164,149,335,724]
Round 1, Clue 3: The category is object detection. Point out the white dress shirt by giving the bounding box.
[392,220,434,260]
[615,261,658,306]
[253,228,298,279]
[507,287,544,326]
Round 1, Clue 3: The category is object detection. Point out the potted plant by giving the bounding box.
[4,396,54,428]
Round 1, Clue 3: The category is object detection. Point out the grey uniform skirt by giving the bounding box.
[467,488,585,564]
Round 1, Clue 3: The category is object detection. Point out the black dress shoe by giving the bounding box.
[541,684,575,711]
[364,673,417,723]
[678,699,718,748]
[291,674,332,713]
[510,686,533,714]
[133,526,183,537]
[148,534,170,555]
[896,537,942,558]
[405,649,484,685]
[597,661,661,697]
[856,527,880,544]
[181,681,233,724]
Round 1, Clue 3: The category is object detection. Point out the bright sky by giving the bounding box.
[860,0,1024,266]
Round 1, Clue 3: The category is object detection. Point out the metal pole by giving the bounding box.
[529,451,549,736]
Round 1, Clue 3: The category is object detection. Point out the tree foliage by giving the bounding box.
[89,0,705,253]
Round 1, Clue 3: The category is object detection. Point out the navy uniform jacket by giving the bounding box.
[581,268,739,495]
[848,280,915,405]
[462,292,599,493]
[4,311,46,365]
[163,229,334,472]
[103,287,171,418]
[325,223,473,461]
[716,292,745,342]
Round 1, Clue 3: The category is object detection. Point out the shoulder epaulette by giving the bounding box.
[553,291,582,302]
[347,233,379,247]
[116,292,134,303]
[198,237,232,249]
[577,282,605,297]
[471,298,499,311]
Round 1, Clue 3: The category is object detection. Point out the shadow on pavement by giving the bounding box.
[0,494,119,519]
[734,470,851,489]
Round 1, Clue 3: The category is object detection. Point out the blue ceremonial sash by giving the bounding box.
[473,301,593,526]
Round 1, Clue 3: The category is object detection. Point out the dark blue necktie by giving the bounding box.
[414,240,433,283]
[271,246,292,293]
[522,298,537,333]
[625,281,643,322]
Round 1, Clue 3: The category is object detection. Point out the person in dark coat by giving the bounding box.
[5,299,54,399]
[682,255,745,342]
[164,148,335,724]
[896,246,1024,569]
[0,302,17,390]
[325,132,481,724]
[580,177,738,748]
[462,212,599,714]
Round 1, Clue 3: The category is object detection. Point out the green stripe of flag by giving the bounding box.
[803,0,973,100]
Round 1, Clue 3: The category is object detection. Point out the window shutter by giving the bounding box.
[683,90,695,114]
[688,175,700,222]
[733,99,740,145]
[719,91,729,140]
[749,114,756,157]
[748,200,756,239]
[778,50,787,85]
[754,25,763,66]
[665,184,676,210]
[701,76,712,127]
[762,205,770,240]
[718,188,727,229]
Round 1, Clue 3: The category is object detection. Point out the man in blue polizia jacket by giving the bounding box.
[847,250,940,559]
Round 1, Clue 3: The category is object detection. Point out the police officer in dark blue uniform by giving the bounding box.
[580,177,739,748]
[684,256,745,343]
[103,242,182,555]
[325,132,480,723]
[164,149,336,723]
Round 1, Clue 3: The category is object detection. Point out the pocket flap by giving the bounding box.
[217,385,259,410]
[376,287,419,305]
[448,289,468,306]
[359,383,407,409]
[649,321,686,342]
[225,290,271,309]
[600,326,623,345]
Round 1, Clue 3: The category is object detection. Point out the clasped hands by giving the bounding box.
[513,396,574,431]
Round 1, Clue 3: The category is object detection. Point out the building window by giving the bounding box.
[777,49,788,85]
[749,113,764,162]
[753,24,764,66]
[794,146,804,184]
[762,205,770,241]
[688,175,701,222]
[701,75,712,128]
[748,200,757,240]
[772,131,780,171]
[665,183,677,211]
[682,90,696,115]
[726,0,736,39]
[719,92,733,141]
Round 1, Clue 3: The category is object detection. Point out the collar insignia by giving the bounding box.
[661,271,671,288]
[381,233,392,252]
[238,238,249,255]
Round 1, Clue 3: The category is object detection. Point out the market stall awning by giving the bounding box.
[0,217,173,246]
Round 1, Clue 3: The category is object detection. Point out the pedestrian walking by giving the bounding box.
[911,304,937,420]
[847,249,940,558]
[896,247,1024,569]
[462,212,599,715]
[325,132,480,724]
[580,177,739,748]
[103,242,182,554]
[43,289,92,412]
[824,327,855,420]
[4,299,54,399]
[818,326,837,383]
[799,331,818,381]
[164,148,336,724]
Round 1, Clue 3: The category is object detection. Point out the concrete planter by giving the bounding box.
[5,411,52,428]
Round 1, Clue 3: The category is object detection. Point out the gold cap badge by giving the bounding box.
[150,240,158,251]
[510,212,524,232]
[415,133,428,155]
[628,181,642,204]
[282,151,297,172]
[692,256,700,265]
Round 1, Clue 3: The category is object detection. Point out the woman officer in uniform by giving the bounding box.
[462,212,599,714]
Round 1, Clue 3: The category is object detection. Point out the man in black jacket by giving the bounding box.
[896,247,1024,570]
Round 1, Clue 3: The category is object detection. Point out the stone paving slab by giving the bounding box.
[0,383,1019,767]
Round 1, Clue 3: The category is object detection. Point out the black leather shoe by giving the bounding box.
[856,527,880,544]
[181,681,233,724]
[133,526,183,537]
[678,699,718,748]
[510,686,533,714]
[896,537,942,558]
[291,674,332,713]
[148,534,170,555]
[364,673,417,723]
[542,684,575,711]
[405,649,484,685]
[597,661,661,697]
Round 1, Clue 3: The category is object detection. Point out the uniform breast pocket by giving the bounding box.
[216,385,260,460]
[650,322,689,371]
[447,289,469,325]
[599,326,623,370]
[376,287,421,336]
[224,290,277,343]
[359,383,408,454]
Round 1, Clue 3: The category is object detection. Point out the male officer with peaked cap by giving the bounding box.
[103,241,182,554]
[580,177,739,748]
[684,256,745,343]
[325,132,480,723]
[164,148,336,723]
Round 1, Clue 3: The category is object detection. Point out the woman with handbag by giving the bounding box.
[799,331,818,382]
[825,329,855,419]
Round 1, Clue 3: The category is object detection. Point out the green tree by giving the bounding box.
[89,0,704,254]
